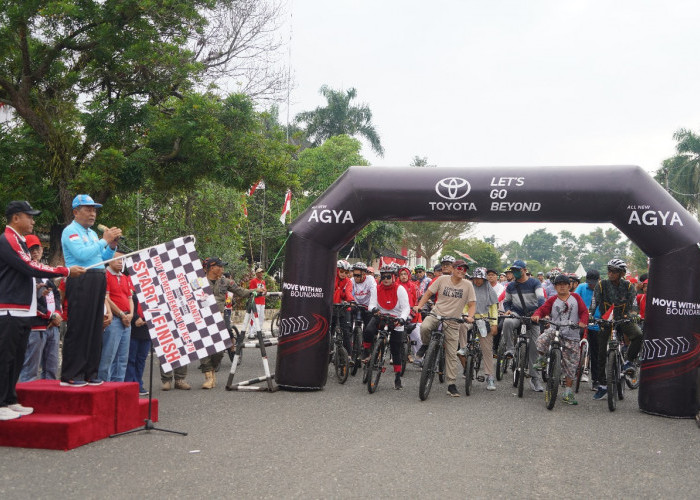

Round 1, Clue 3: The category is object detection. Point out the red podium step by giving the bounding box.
[0,380,158,450]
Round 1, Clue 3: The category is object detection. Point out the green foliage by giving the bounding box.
[400,221,469,265]
[521,228,558,266]
[655,127,700,219]
[627,243,649,276]
[350,221,403,263]
[442,237,501,271]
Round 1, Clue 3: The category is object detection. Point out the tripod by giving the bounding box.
[110,344,187,438]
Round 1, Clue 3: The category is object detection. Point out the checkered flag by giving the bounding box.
[125,236,231,372]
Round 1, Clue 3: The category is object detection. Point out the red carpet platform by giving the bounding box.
[0,380,158,450]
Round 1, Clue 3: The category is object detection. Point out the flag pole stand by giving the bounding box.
[110,344,188,438]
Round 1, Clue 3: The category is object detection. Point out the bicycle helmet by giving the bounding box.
[569,274,580,283]
[336,259,352,271]
[553,274,570,286]
[440,255,456,264]
[379,264,397,275]
[607,258,627,273]
[414,264,426,272]
[472,267,488,279]
[352,262,368,272]
[389,262,400,273]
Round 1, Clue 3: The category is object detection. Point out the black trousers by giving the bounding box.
[61,270,106,382]
[363,317,402,370]
[0,314,32,406]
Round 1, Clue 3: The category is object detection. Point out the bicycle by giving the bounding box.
[539,320,580,410]
[401,322,418,376]
[495,313,513,381]
[366,313,404,394]
[329,303,350,384]
[574,334,589,394]
[349,302,369,376]
[418,312,466,401]
[589,317,634,411]
[509,313,535,398]
[463,316,497,396]
[266,292,283,337]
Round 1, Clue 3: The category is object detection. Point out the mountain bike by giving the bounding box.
[574,335,589,394]
[590,317,633,411]
[401,322,417,376]
[419,312,466,401]
[463,317,497,396]
[349,302,368,376]
[540,321,580,410]
[329,303,350,384]
[509,313,535,398]
[366,313,404,394]
[495,313,512,381]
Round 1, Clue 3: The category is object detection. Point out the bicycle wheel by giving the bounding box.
[606,351,618,412]
[438,346,446,384]
[574,343,587,394]
[401,332,410,376]
[545,349,562,410]
[617,356,625,401]
[367,338,385,394]
[516,341,528,398]
[335,345,349,384]
[496,344,507,381]
[419,340,439,401]
[350,326,362,376]
[270,311,281,337]
[464,354,474,396]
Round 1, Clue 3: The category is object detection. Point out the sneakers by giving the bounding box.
[86,378,103,386]
[394,375,403,390]
[562,392,578,405]
[416,345,428,358]
[456,347,467,357]
[60,379,88,387]
[139,390,149,397]
[529,378,544,392]
[161,380,173,391]
[247,332,257,339]
[504,349,514,358]
[447,384,460,397]
[593,386,608,400]
[533,356,547,371]
[581,372,589,383]
[174,379,191,390]
[591,381,599,391]
[0,407,21,421]
[8,403,33,415]
[486,376,496,391]
[622,361,636,375]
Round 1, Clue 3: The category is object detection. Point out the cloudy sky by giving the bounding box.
[278,1,699,244]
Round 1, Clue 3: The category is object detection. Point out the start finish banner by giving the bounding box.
[276,165,700,418]
[126,236,231,372]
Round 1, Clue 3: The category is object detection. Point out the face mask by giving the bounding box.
[512,270,523,280]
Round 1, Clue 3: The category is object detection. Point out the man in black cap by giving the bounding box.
[574,269,601,390]
[0,201,85,420]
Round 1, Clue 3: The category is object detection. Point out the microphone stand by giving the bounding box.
[110,343,187,438]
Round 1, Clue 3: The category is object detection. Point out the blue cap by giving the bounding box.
[72,194,103,209]
[510,259,527,269]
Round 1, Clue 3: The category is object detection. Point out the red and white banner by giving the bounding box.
[126,236,231,372]
[280,189,292,224]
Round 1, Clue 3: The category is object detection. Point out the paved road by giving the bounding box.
[1,342,698,499]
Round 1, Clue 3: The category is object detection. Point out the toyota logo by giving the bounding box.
[435,177,471,200]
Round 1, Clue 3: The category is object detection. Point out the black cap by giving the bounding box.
[433,264,442,272]
[203,257,228,269]
[586,269,600,280]
[5,200,41,218]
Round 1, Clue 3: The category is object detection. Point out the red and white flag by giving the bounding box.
[601,305,615,321]
[246,180,262,197]
[280,189,292,224]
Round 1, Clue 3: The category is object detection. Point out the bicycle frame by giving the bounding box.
[418,312,466,401]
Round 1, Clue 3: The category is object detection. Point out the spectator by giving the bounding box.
[19,235,63,382]
[99,251,133,382]
[246,267,267,339]
[61,194,121,387]
[125,291,151,396]
[0,201,84,420]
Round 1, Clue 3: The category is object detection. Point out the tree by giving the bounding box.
[554,230,582,271]
[442,238,501,271]
[580,227,628,272]
[627,243,649,277]
[343,221,403,263]
[295,85,384,156]
[521,229,558,266]
[655,128,700,219]
[400,221,469,265]
[497,240,522,266]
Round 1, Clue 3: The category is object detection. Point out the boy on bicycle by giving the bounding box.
[531,274,589,405]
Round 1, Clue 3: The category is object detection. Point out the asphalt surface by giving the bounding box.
[2,331,699,499]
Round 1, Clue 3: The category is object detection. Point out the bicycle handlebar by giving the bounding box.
[426,312,467,323]
[588,317,632,327]
[543,320,581,329]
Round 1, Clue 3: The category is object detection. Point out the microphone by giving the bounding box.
[97,224,132,252]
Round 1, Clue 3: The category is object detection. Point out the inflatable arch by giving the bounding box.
[275,166,700,417]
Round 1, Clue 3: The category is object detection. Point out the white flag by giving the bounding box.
[280,189,292,224]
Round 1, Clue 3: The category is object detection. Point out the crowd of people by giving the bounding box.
[336,253,650,405]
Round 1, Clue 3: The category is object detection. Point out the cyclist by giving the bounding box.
[363,264,410,390]
[414,265,432,298]
[501,259,546,392]
[413,259,476,397]
[351,262,376,329]
[568,274,580,293]
[398,266,422,361]
[575,270,602,390]
[458,267,499,391]
[439,255,456,276]
[333,260,355,358]
[531,274,589,405]
[590,258,643,401]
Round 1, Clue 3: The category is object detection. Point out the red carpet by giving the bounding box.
[0,380,158,450]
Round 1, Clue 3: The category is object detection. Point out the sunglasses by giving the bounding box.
[454,266,468,272]
[380,274,393,280]
[353,273,362,278]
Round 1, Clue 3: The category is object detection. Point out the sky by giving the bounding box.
[277,1,700,245]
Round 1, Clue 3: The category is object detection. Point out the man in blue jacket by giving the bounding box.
[0,201,84,420]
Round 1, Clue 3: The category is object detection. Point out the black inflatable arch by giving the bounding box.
[275,166,700,417]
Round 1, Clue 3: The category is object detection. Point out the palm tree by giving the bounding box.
[656,128,700,219]
[295,85,384,156]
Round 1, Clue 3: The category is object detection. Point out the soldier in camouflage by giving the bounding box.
[199,257,259,389]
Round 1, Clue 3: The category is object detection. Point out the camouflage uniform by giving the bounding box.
[199,276,253,373]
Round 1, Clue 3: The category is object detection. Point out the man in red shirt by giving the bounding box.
[98,251,134,382]
[246,267,267,339]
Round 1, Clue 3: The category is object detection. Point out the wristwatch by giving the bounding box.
[119,312,125,318]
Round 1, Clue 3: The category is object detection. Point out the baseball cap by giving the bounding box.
[453,259,469,270]
[203,257,227,268]
[537,271,544,276]
[25,234,41,248]
[510,259,527,270]
[72,194,103,209]
[255,267,264,273]
[433,264,442,272]
[5,200,41,218]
